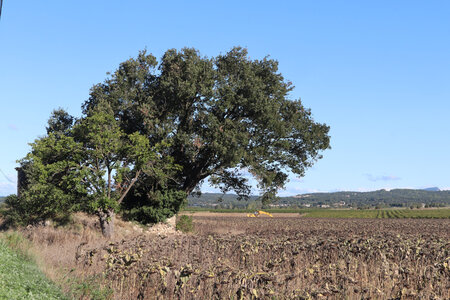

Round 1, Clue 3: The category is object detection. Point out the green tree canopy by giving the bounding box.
[11,47,330,237]
[8,131,83,226]
[84,47,330,209]
[70,103,180,237]
[11,104,179,237]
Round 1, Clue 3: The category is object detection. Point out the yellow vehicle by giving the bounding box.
[247,210,273,218]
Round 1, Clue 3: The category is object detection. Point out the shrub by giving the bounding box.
[122,189,186,224]
[176,215,194,233]
[2,191,73,227]
[122,206,175,224]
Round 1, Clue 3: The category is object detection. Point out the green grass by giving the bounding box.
[176,215,195,233]
[0,235,66,299]
[184,207,450,219]
[396,209,450,218]
[302,209,379,218]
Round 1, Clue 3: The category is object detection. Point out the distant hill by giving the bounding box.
[423,187,440,192]
[188,189,450,209]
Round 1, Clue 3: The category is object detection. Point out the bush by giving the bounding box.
[1,194,25,227]
[2,191,73,227]
[0,201,7,218]
[176,215,194,233]
[122,206,175,224]
[122,189,187,224]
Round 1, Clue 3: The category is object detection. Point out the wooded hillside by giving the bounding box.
[188,189,450,209]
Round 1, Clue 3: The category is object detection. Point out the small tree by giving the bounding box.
[72,103,179,238]
[8,132,84,226]
[13,106,179,238]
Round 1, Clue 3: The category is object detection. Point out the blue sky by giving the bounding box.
[1,0,449,196]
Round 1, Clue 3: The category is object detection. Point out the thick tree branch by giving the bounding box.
[117,170,141,204]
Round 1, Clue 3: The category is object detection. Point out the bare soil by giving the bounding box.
[182,211,301,218]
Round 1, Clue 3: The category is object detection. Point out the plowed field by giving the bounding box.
[76,215,449,299]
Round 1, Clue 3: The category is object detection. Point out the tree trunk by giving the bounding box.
[98,209,115,239]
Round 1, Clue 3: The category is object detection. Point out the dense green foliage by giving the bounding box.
[121,189,186,224]
[2,110,84,226]
[282,189,450,207]
[0,236,66,299]
[9,47,329,234]
[176,215,194,232]
[188,189,450,209]
[84,47,330,207]
[11,106,175,237]
[0,196,6,215]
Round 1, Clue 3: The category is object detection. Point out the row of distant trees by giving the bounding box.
[187,189,450,209]
[1,47,330,238]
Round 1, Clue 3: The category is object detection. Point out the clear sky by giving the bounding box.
[1,1,449,196]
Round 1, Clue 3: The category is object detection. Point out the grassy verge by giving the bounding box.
[0,230,113,300]
[0,233,67,299]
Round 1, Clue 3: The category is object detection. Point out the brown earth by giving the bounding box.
[181,211,301,218]
[2,213,450,299]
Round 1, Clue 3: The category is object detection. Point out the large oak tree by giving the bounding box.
[84,47,330,222]
[12,47,330,237]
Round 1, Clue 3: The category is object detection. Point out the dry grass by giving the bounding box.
[2,213,449,299]
[1,212,146,298]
